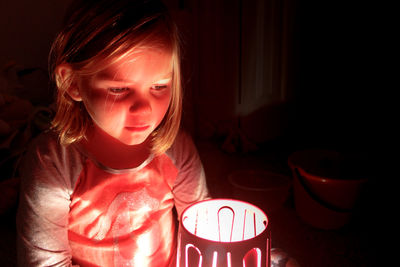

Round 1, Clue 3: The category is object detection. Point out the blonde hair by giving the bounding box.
[49,0,182,155]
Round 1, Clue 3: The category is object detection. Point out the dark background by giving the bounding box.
[0,0,384,152]
[1,0,389,266]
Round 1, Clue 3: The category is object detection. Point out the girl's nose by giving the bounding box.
[129,97,152,114]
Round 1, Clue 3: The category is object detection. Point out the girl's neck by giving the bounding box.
[80,125,152,170]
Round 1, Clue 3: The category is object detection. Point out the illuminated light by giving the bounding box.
[176,233,181,267]
[217,206,234,242]
[132,252,146,267]
[212,251,218,267]
[136,231,152,255]
[243,248,262,267]
[227,252,232,267]
[185,244,202,267]
[178,199,270,266]
[181,199,267,242]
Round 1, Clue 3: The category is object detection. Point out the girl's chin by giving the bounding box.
[117,133,151,146]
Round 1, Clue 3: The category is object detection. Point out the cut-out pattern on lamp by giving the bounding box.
[177,199,270,267]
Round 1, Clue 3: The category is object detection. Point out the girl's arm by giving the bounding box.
[16,133,81,266]
[168,131,211,218]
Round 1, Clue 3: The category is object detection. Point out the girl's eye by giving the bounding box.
[108,87,129,95]
[151,85,168,91]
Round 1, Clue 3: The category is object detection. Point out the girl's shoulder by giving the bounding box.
[21,130,86,187]
[168,130,193,149]
[165,130,200,167]
[27,130,81,160]
[166,130,192,155]
[28,130,62,152]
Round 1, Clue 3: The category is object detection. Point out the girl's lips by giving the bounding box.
[125,125,150,132]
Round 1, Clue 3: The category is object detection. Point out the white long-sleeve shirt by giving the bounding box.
[17,130,209,267]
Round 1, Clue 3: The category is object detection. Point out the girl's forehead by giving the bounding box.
[92,48,173,82]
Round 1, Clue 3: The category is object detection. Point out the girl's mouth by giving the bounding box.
[125,125,150,132]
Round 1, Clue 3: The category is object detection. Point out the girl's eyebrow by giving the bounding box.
[93,75,172,87]
[94,72,173,83]
[153,78,172,84]
[153,72,173,82]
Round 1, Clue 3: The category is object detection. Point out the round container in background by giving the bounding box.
[228,170,291,213]
[288,149,369,230]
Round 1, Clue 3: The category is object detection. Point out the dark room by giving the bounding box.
[0,0,387,266]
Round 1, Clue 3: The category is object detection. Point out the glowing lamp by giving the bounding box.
[177,199,270,267]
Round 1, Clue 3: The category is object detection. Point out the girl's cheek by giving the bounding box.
[87,90,114,109]
[158,98,172,121]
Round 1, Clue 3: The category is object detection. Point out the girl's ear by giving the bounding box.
[55,64,82,101]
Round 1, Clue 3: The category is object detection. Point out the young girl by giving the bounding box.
[16,0,209,266]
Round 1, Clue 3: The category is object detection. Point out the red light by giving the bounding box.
[177,199,270,267]
[182,199,268,242]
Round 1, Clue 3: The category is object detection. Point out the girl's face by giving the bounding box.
[77,48,172,146]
